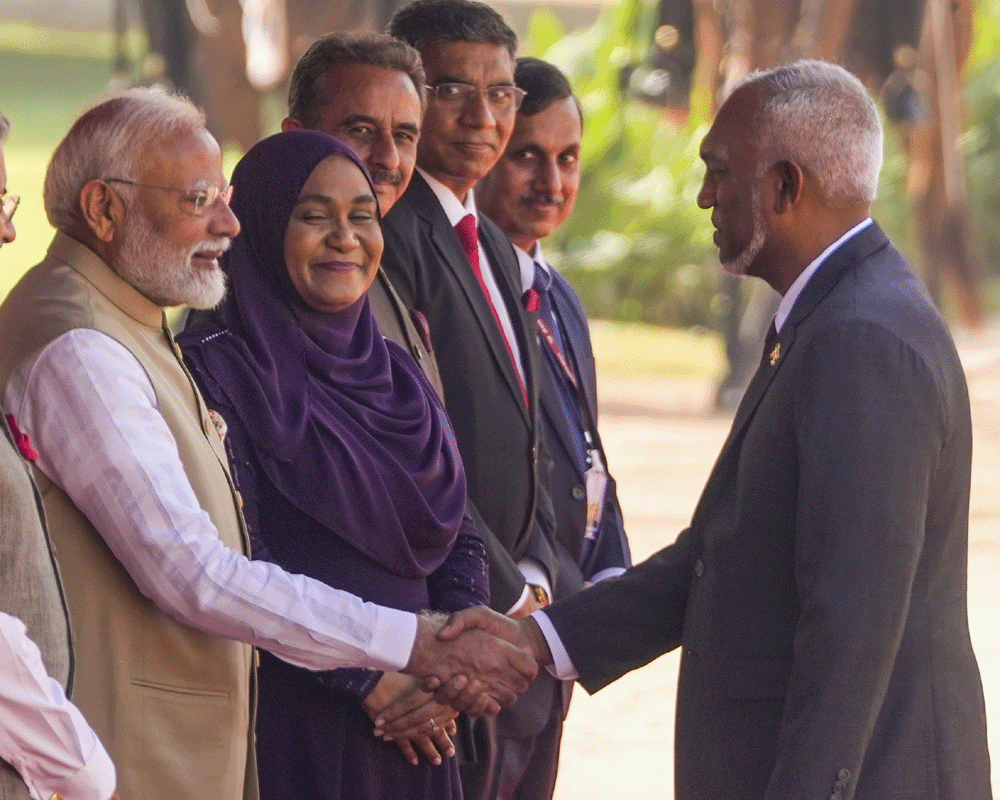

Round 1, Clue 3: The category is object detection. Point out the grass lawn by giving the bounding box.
[590,319,723,380]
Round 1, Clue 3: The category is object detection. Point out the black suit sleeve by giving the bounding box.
[544,526,695,693]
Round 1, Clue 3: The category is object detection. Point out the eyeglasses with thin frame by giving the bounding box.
[425,82,527,112]
[103,178,233,216]
[1,194,19,223]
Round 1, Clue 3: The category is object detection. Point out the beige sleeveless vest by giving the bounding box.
[0,233,257,800]
[0,419,72,799]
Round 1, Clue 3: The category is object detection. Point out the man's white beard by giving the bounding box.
[115,211,228,309]
[721,184,765,277]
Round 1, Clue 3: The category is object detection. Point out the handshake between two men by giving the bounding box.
[377,607,553,735]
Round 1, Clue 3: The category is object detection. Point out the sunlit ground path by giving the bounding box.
[553,321,1000,800]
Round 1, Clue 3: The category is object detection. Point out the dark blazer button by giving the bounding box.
[837,769,850,781]
[829,794,840,800]
[833,781,846,791]
[571,484,585,501]
[694,559,704,577]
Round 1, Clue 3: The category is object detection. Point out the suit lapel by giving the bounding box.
[410,175,530,422]
[480,218,535,422]
[695,223,890,523]
[539,353,585,477]
[549,274,611,455]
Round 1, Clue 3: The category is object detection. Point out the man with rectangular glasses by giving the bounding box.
[381,2,562,798]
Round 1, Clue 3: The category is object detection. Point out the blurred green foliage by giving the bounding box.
[524,0,1000,328]
[963,2,1000,290]
[4,5,1000,326]
[522,2,722,328]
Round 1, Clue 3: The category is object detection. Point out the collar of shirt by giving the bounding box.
[416,169,527,383]
[514,241,548,294]
[416,167,478,227]
[774,217,873,333]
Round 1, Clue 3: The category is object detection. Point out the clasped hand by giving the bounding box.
[383,608,548,737]
[363,672,458,766]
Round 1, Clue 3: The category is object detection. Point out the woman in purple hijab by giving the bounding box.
[179,130,487,800]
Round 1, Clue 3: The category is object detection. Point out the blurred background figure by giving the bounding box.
[623,0,978,408]
[0,107,118,800]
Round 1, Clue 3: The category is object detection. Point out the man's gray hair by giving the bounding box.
[44,88,205,233]
[740,60,883,206]
[0,111,10,145]
[288,32,425,128]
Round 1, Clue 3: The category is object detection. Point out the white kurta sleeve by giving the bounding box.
[0,611,117,800]
[5,329,417,673]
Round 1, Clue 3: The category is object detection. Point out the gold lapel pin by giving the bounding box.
[769,342,781,366]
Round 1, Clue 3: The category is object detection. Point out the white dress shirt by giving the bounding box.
[0,612,116,800]
[516,241,538,294]
[534,219,876,680]
[5,329,418,677]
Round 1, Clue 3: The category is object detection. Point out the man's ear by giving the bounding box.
[78,179,123,243]
[771,159,804,213]
[281,116,304,132]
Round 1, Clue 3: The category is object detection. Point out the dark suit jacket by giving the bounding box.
[367,269,445,399]
[539,266,631,581]
[381,173,558,589]
[545,223,991,800]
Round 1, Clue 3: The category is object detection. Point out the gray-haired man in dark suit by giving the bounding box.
[435,59,993,800]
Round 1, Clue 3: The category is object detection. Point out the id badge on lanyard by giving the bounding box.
[584,446,608,541]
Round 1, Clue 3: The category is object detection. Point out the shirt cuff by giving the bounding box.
[517,558,552,601]
[530,610,578,681]
[590,567,627,584]
[28,728,117,800]
[506,584,532,616]
[366,606,418,672]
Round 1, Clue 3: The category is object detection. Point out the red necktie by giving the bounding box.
[454,214,527,405]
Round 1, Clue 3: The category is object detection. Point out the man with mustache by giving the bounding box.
[282,31,446,399]
[439,60,992,799]
[476,57,631,800]
[0,88,536,800]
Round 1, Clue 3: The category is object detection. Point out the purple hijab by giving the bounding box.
[180,130,466,577]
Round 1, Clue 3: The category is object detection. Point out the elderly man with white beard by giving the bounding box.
[0,88,536,800]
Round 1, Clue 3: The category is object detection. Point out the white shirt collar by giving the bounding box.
[416,167,478,227]
[774,218,873,332]
[514,241,547,294]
